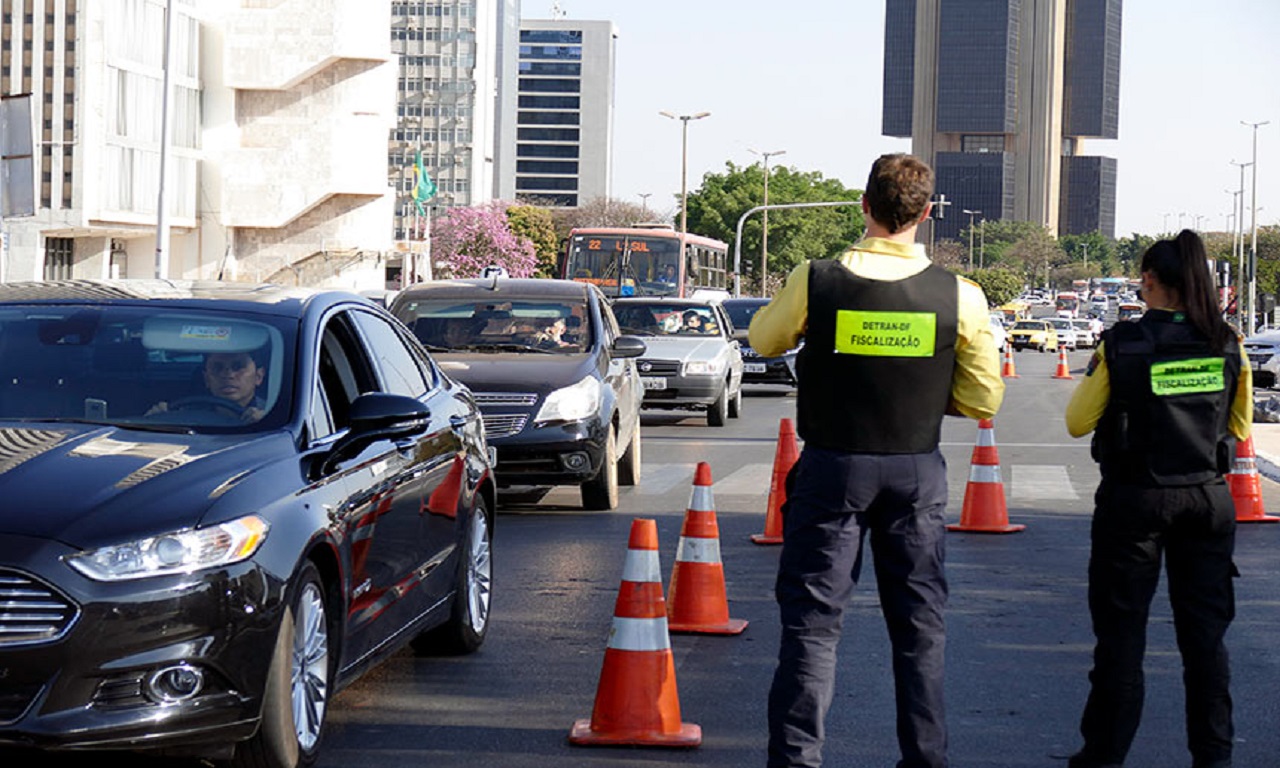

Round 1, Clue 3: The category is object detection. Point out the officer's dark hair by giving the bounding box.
[865,153,934,235]
[1140,229,1232,350]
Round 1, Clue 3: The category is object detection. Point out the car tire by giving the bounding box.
[618,421,641,487]
[581,426,619,510]
[727,382,742,419]
[414,496,492,655]
[230,562,330,768]
[707,386,729,427]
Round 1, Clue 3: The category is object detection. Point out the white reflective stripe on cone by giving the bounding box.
[976,428,996,447]
[621,549,662,583]
[969,464,1002,484]
[675,536,722,564]
[607,616,672,651]
[688,485,715,512]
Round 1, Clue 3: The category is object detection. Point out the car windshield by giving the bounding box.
[613,303,722,337]
[396,299,592,354]
[1013,321,1044,331]
[0,305,294,432]
[723,300,767,331]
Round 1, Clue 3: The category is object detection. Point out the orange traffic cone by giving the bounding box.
[667,463,748,635]
[947,419,1025,533]
[1228,436,1279,523]
[753,418,798,545]
[569,518,701,748]
[1052,346,1074,379]
[1001,343,1020,378]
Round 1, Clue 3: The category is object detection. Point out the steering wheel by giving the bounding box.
[167,395,247,419]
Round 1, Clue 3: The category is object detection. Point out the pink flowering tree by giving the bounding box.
[430,202,539,279]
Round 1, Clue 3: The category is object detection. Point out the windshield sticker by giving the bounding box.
[1149,357,1225,396]
[180,325,233,342]
[834,310,936,358]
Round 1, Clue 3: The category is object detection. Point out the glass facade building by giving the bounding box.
[883,0,1121,239]
[515,19,615,208]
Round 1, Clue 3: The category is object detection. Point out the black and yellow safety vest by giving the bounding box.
[1093,309,1240,485]
[795,259,958,453]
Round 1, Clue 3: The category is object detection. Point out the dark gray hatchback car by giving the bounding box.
[390,278,645,510]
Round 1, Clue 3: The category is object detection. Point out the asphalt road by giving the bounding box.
[10,351,1280,767]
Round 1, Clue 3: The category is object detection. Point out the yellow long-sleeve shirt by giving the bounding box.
[747,237,1005,420]
[1064,339,1252,440]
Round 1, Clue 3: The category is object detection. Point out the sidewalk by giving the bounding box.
[1252,421,1280,483]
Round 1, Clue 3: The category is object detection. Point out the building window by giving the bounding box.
[961,135,1004,153]
[44,237,73,280]
[517,127,580,142]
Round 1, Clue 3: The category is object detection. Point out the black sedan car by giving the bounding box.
[722,297,798,386]
[0,280,494,768]
[390,278,645,510]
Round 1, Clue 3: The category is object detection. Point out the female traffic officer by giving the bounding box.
[1063,230,1251,768]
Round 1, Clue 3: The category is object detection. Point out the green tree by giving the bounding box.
[965,267,1023,307]
[1060,231,1118,276]
[506,204,559,278]
[965,220,1046,268]
[1115,233,1156,274]
[682,162,864,289]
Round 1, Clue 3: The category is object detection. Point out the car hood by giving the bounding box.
[0,422,297,547]
[638,336,731,362]
[433,352,595,392]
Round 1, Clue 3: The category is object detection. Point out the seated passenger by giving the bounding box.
[682,310,715,335]
[534,318,573,349]
[147,350,267,423]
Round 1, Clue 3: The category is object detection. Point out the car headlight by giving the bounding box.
[534,376,600,424]
[65,515,270,581]
[684,359,726,376]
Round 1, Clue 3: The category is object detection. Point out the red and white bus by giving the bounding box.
[1055,291,1080,319]
[561,225,730,299]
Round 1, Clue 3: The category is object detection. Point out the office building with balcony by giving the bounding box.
[514,18,615,208]
[883,0,1121,240]
[0,0,399,287]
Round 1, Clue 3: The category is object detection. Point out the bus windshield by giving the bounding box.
[564,234,681,297]
[563,228,730,298]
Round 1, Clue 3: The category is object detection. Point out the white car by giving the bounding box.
[1049,318,1078,350]
[1070,318,1097,349]
[988,314,1008,351]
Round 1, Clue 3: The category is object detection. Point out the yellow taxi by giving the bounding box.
[1008,319,1059,352]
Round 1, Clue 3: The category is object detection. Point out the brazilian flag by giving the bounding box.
[412,150,437,215]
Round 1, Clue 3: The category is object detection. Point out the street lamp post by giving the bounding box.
[748,148,786,294]
[1230,160,1252,327]
[659,111,710,234]
[978,218,985,269]
[962,209,980,270]
[638,193,652,215]
[1243,120,1270,336]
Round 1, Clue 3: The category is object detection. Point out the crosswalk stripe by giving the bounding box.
[638,463,696,495]
[1009,465,1080,500]
[638,462,773,496]
[714,463,773,495]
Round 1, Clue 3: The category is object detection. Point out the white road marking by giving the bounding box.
[1009,465,1080,499]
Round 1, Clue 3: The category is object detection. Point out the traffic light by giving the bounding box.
[1261,293,1276,315]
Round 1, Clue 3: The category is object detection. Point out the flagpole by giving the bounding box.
[423,204,432,282]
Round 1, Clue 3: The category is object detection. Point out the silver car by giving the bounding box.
[610,298,745,426]
[1243,330,1280,389]
[1049,318,1078,350]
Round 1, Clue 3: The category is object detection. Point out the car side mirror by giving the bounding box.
[319,393,431,476]
[612,335,646,359]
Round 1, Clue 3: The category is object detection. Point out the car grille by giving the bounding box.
[482,414,529,439]
[0,569,77,647]
[1248,353,1271,364]
[637,359,681,376]
[472,392,538,407]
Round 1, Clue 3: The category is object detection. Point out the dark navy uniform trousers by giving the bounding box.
[1074,479,1236,768]
[767,446,949,768]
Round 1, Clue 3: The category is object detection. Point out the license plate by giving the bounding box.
[641,377,667,390]
[744,363,766,373]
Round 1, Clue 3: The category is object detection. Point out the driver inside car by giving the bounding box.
[147,350,267,423]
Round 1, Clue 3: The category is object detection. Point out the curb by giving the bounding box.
[1257,449,1280,484]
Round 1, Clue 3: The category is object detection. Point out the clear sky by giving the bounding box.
[546,0,1280,239]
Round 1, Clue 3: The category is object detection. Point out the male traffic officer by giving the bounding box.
[750,153,1004,768]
